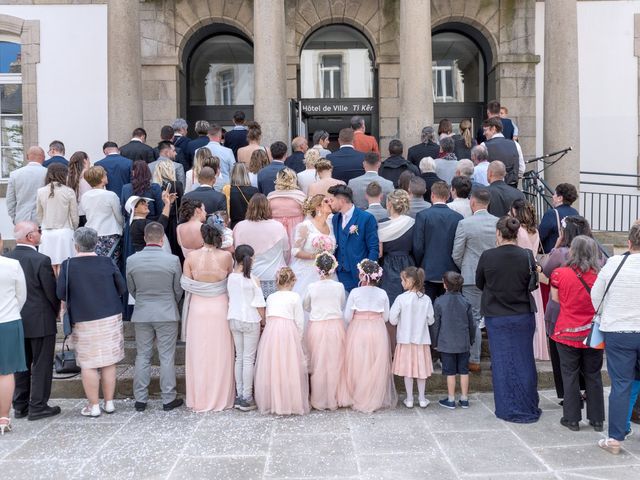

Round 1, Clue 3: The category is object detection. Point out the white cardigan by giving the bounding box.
[80,188,124,237]
[0,256,27,324]
[389,291,435,345]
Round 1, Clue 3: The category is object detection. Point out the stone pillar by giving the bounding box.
[253,0,288,149]
[399,0,433,146]
[107,0,143,145]
[543,0,580,190]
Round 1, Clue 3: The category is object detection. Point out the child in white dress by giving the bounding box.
[389,267,435,408]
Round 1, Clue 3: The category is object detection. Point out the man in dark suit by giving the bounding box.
[379,139,420,188]
[185,120,210,171]
[43,140,68,168]
[120,128,158,164]
[326,128,365,184]
[407,126,440,167]
[476,99,515,143]
[257,141,287,195]
[285,136,308,174]
[171,118,191,155]
[413,181,464,301]
[487,160,525,217]
[6,222,61,420]
[95,141,132,199]
[183,166,226,215]
[482,117,521,187]
[222,111,249,159]
[153,125,188,173]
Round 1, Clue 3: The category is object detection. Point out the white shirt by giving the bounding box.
[303,279,346,321]
[80,188,124,236]
[0,256,27,324]
[266,290,305,334]
[389,291,435,345]
[473,161,490,186]
[341,205,355,229]
[312,145,331,158]
[227,273,266,323]
[448,198,472,218]
[297,169,317,195]
[205,140,235,190]
[344,286,389,324]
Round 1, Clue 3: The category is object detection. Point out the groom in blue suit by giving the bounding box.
[328,185,379,292]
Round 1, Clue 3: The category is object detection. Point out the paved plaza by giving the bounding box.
[0,389,637,480]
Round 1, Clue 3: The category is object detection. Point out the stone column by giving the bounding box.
[107,0,143,145]
[543,0,580,190]
[399,0,433,146]
[253,0,288,149]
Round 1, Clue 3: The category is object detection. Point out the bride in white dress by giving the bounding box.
[290,194,335,299]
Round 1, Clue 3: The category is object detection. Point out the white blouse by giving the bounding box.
[389,291,435,345]
[266,290,305,334]
[227,272,266,323]
[303,279,345,322]
[80,188,124,236]
[0,256,27,324]
[344,286,389,324]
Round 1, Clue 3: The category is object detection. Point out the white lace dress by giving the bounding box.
[290,219,336,299]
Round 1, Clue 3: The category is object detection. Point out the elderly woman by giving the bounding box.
[418,156,443,202]
[539,183,579,254]
[37,163,80,275]
[67,151,92,226]
[80,166,124,262]
[248,149,270,189]
[267,168,306,246]
[121,160,164,221]
[0,244,27,435]
[224,163,258,229]
[435,136,459,185]
[308,159,345,197]
[57,227,126,417]
[297,149,321,195]
[551,236,604,433]
[177,199,206,258]
[186,147,216,193]
[594,222,640,454]
[233,194,290,298]
[476,216,541,423]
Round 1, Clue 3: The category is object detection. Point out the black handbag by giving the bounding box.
[526,249,539,292]
[55,336,81,374]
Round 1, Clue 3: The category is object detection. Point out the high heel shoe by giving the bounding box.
[0,417,12,435]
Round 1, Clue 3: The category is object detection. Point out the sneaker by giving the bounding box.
[403,398,414,409]
[234,396,243,409]
[438,398,456,410]
[80,404,101,417]
[418,398,430,408]
[458,399,470,409]
[238,398,257,412]
[101,401,115,414]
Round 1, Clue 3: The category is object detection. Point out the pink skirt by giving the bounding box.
[532,287,550,361]
[273,214,304,247]
[254,316,310,415]
[340,311,398,413]
[185,293,235,412]
[392,344,434,379]
[305,318,346,411]
[71,314,124,369]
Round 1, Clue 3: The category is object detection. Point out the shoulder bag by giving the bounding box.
[584,253,630,349]
[55,259,80,375]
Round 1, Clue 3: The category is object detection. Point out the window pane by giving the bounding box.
[0,42,21,74]
[432,33,484,103]
[1,147,23,177]
[0,84,22,114]
[1,117,22,147]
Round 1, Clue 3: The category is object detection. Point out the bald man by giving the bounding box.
[487,160,524,217]
[284,136,308,173]
[6,146,47,224]
[5,221,61,420]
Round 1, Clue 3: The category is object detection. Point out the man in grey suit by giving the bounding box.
[148,141,186,189]
[364,181,389,224]
[6,146,47,224]
[348,152,394,209]
[126,222,184,412]
[451,188,498,372]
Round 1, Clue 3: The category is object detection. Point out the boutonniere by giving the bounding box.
[349,225,359,235]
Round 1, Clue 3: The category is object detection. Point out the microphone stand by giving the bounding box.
[522,146,572,209]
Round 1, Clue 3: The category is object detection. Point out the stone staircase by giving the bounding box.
[52,321,606,398]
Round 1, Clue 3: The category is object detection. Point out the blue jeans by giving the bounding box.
[627,380,640,433]
[603,332,640,440]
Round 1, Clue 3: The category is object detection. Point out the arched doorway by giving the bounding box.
[182,25,254,134]
[295,24,377,148]
[431,25,491,137]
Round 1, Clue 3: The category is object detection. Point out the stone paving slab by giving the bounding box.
[0,389,638,479]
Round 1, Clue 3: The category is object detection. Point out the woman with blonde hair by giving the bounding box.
[307,159,345,197]
[453,119,477,160]
[67,151,92,226]
[152,157,184,259]
[185,148,216,192]
[237,121,270,165]
[247,149,270,188]
[297,149,321,195]
[224,162,258,229]
[267,168,306,245]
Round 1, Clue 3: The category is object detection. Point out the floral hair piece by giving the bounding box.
[314,252,338,277]
[357,259,383,284]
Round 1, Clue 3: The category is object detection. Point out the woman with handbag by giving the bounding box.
[593,222,640,454]
[550,235,604,432]
[475,216,541,423]
[223,163,258,229]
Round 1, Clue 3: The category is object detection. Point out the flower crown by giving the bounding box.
[357,259,383,282]
[314,252,338,277]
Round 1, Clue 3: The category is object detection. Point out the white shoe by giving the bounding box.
[81,404,100,417]
[419,398,430,408]
[403,398,414,408]
[101,400,115,414]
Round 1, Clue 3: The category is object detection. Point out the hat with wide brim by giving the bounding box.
[124,196,154,215]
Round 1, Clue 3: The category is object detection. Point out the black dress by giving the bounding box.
[380,226,415,305]
[229,185,258,229]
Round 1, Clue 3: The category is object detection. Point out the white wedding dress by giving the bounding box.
[290,218,336,299]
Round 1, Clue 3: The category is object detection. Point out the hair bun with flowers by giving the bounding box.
[357,259,383,285]
[315,252,338,277]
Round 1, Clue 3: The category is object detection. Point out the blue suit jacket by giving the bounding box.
[332,207,379,291]
[43,155,68,168]
[96,154,132,199]
[413,204,463,282]
[184,136,209,171]
[257,161,286,195]
[326,146,365,184]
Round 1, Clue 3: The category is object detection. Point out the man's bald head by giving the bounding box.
[487,160,506,184]
[27,146,45,164]
[14,221,40,245]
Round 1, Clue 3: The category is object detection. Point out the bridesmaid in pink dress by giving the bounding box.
[181,223,235,412]
[267,168,306,246]
[511,199,550,361]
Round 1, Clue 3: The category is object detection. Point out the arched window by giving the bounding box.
[432,32,485,103]
[0,38,22,178]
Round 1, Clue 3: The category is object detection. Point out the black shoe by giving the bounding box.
[163,398,184,411]
[134,402,147,412]
[560,417,580,431]
[590,421,604,432]
[28,405,61,421]
[14,408,28,419]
